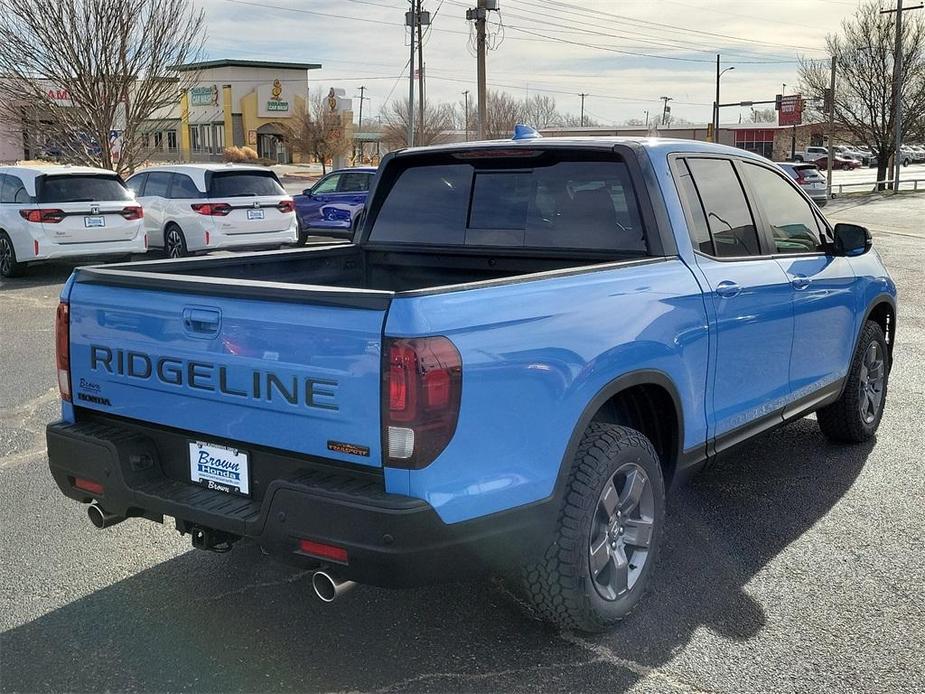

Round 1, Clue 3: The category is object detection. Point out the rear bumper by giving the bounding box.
[46,417,554,587]
[201,221,298,251]
[28,236,146,262]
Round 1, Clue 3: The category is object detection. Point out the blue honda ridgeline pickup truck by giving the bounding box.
[46,134,896,632]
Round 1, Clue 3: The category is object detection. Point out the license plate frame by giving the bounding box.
[246,208,265,220]
[84,216,106,228]
[189,440,250,496]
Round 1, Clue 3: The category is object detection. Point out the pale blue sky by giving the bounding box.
[199,0,863,125]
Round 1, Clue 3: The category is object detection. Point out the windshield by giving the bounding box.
[208,171,285,197]
[369,155,647,253]
[37,174,131,203]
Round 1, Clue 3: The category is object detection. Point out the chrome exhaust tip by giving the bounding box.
[87,503,125,529]
[311,570,356,603]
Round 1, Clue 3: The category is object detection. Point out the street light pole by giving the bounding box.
[579,92,589,127]
[714,56,734,143]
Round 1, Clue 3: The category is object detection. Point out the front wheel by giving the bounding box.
[0,232,25,278]
[520,423,665,632]
[817,320,889,443]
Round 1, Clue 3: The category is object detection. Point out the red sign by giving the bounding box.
[779,94,803,126]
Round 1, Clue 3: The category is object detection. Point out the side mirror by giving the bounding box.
[832,222,872,256]
[302,188,313,197]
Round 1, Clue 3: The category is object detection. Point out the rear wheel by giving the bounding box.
[817,320,889,443]
[520,423,665,632]
[164,225,188,259]
[0,232,25,278]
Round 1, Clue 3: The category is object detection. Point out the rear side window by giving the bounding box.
[675,162,713,255]
[0,175,29,204]
[169,174,202,199]
[143,172,172,198]
[209,171,284,197]
[685,158,760,257]
[37,175,131,203]
[369,158,646,253]
[339,172,371,192]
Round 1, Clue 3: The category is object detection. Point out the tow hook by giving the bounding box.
[189,525,239,553]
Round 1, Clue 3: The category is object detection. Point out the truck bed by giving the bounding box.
[78,244,626,298]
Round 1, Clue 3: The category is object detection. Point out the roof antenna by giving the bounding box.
[512,124,541,141]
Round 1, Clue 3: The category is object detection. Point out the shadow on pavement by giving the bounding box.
[0,419,872,693]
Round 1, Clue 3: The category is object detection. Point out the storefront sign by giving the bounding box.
[779,94,803,127]
[257,79,297,118]
[247,129,257,145]
[190,85,219,107]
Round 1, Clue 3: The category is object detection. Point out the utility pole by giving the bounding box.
[467,1,499,139]
[579,92,589,127]
[713,55,719,139]
[462,90,470,141]
[660,96,673,126]
[826,57,836,200]
[880,1,923,190]
[417,0,425,138]
[643,109,649,129]
[406,1,415,147]
[354,85,369,164]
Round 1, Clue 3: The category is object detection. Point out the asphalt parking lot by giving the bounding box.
[1,196,923,693]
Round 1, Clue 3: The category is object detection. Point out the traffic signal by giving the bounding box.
[775,94,782,111]
[823,89,833,112]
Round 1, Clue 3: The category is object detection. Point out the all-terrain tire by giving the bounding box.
[520,423,665,633]
[817,320,889,443]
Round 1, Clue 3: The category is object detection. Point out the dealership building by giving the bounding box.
[0,59,331,164]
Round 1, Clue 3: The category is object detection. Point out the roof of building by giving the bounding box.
[174,59,322,72]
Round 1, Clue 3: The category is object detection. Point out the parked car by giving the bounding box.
[834,145,868,166]
[0,165,145,278]
[853,145,878,168]
[47,135,896,633]
[899,145,917,167]
[907,145,925,163]
[293,166,376,242]
[815,155,860,171]
[775,162,828,207]
[125,164,297,258]
[792,145,828,165]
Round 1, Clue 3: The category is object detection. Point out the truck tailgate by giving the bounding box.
[67,281,385,468]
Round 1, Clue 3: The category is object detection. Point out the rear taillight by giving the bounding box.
[20,208,64,223]
[277,199,295,213]
[191,202,232,216]
[120,205,143,220]
[55,301,71,401]
[382,336,462,469]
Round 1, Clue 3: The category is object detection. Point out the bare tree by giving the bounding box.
[522,94,561,129]
[0,0,205,174]
[482,90,525,139]
[799,0,925,184]
[380,98,455,150]
[283,90,350,175]
[750,108,777,123]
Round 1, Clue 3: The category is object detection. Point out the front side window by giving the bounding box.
[741,162,821,254]
[369,158,646,252]
[313,174,341,195]
[37,175,131,203]
[126,174,146,197]
[685,158,760,257]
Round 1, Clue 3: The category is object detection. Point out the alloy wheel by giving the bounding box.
[589,462,655,601]
[166,229,183,258]
[858,341,885,424]
[0,237,11,276]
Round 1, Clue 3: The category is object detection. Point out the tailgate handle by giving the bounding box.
[183,307,221,337]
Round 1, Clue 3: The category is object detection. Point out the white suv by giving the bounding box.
[0,166,145,278]
[126,164,297,257]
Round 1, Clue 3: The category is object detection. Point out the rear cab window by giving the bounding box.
[208,171,285,198]
[36,174,131,203]
[367,150,647,254]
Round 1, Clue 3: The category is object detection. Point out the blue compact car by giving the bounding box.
[293,166,376,242]
[46,131,896,632]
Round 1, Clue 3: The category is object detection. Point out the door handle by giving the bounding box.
[791,275,812,290]
[182,307,221,337]
[715,280,741,298]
